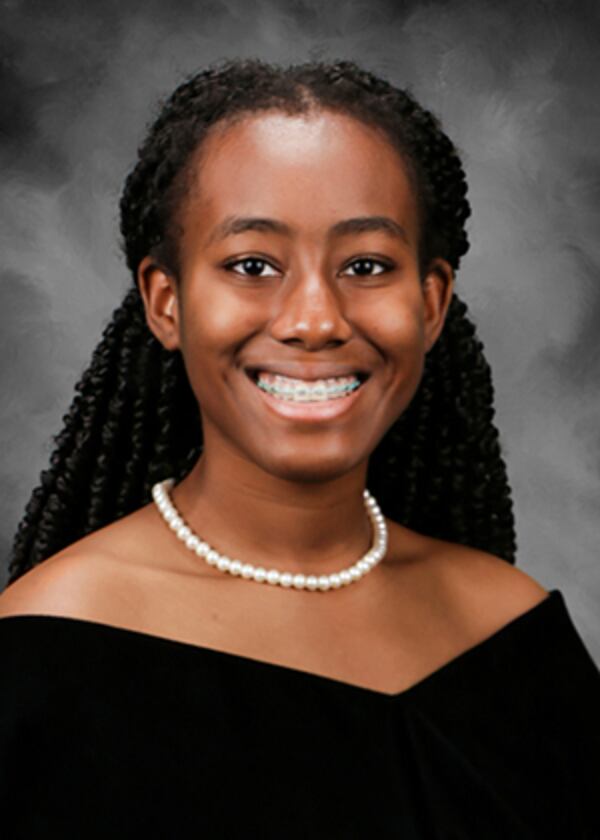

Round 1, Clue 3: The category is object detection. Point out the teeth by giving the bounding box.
[255,371,362,402]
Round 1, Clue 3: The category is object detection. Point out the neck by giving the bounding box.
[169,447,374,576]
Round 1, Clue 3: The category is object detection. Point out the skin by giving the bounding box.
[137,108,454,574]
[0,107,549,694]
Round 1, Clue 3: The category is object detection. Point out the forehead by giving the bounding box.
[181,109,418,243]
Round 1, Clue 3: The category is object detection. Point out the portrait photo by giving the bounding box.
[1,1,599,836]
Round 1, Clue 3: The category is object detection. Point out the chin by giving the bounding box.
[257,449,366,484]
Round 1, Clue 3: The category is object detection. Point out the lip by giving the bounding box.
[243,369,367,423]
[244,364,369,382]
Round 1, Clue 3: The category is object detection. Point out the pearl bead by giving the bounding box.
[152,478,388,593]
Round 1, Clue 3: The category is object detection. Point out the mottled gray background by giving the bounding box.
[1,0,599,659]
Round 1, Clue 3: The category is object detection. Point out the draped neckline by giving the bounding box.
[0,589,560,700]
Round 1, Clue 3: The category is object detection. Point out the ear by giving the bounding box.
[136,256,181,351]
[421,258,455,353]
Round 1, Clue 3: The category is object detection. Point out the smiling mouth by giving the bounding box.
[245,369,370,403]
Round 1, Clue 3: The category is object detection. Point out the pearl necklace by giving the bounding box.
[151,477,388,591]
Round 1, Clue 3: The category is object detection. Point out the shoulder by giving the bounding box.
[0,549,131,622]
[0,503,166,621]
[426,537,550,637]
[386,521,550,636]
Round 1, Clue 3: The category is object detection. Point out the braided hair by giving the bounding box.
[5,57,517,586]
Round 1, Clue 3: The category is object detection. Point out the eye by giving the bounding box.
[224,257,280,278]
[342,257,393,277]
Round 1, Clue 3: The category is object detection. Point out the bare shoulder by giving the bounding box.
[0,549,125,621]
[0,507,159,623]
[423,535,550,636]
[386,520,549,633]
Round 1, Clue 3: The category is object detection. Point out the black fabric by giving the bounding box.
[0,588,599,839]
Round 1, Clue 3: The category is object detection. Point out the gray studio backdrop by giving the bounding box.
[1,0,599,658]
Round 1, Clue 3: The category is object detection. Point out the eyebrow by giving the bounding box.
[206,215,409,245]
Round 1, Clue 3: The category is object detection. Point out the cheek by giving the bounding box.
[178,288,262,421]
[376,311,423,350]
[354,294,425,363]
[182,286,259,363]
[357,296,427,426]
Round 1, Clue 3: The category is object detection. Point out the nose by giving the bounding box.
[268,267,353,350]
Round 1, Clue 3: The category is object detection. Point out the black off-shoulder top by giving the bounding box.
[0,588,599,839]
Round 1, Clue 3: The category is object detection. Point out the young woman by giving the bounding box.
[1,58,598,837]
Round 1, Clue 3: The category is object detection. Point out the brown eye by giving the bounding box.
[225,257,279,277]
[343,257,391,277]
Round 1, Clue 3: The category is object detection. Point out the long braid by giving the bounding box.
[85,290,144,530]
[6,57,518,586]
[113,331,158,518]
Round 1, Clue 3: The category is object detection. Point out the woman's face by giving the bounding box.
[139,108,454,483]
